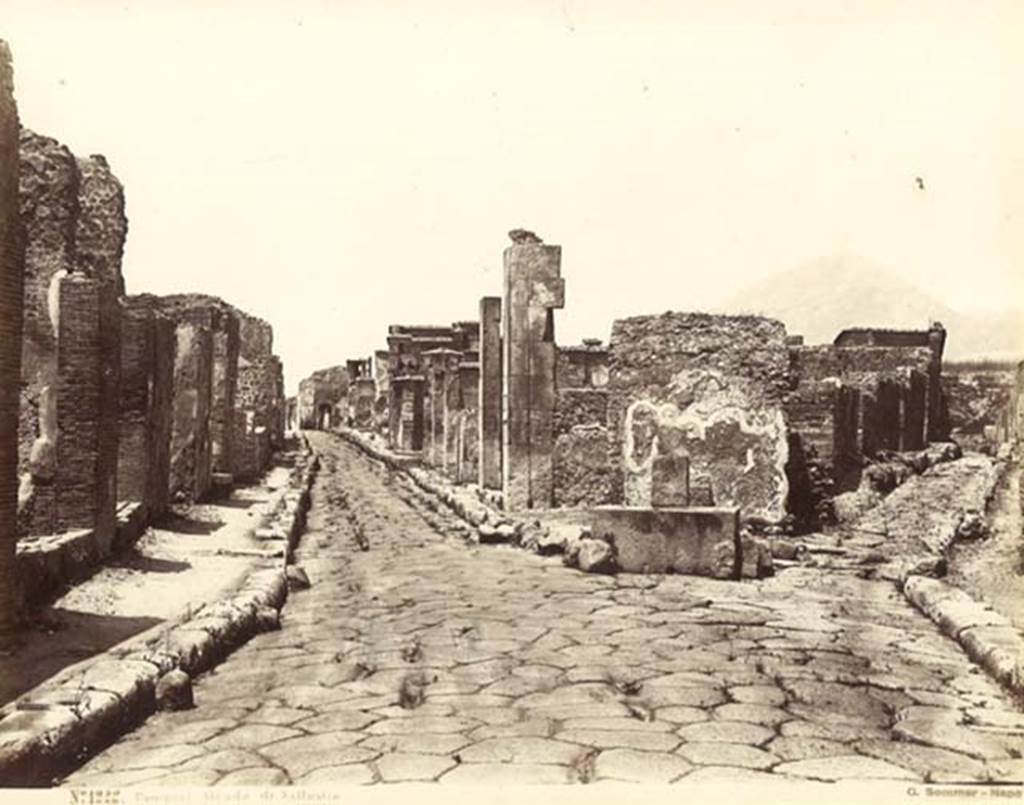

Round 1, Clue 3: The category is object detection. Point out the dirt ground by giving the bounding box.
[0,466,291,707]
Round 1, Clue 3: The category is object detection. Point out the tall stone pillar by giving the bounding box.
[55,274,104,534]
[501,231,564,510]
[0,40,24,638]
[388,382,403,449]
[169,322,213,501]
[478,296,502,490]
[76,156,126,550]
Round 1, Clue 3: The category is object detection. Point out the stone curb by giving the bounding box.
[0,447,319,787]
[902,574,1024,700]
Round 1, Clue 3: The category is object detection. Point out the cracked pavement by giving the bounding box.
[62,432,1024,786]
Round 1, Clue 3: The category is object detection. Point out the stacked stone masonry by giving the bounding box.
[0,66,287,623]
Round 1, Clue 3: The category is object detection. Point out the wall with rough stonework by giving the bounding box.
[168,321,213,501]
[16,130,78,535]
[297,365,349,429]
[1,39,24,629]
[75,155,125,549]
[942,367,1016,452]
[118,301,173,520]
[607,313,791,522]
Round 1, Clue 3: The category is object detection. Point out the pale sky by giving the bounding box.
[3,0,1022,393]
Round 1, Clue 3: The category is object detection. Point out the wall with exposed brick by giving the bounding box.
[1,39,24,628]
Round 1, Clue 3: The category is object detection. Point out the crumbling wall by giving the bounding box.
[144,294,239,477]
[1,39,24,626]
[235,355,282,479]
[75,155,125,549]
[552,341,613,507]
[607,313,791,522]
[297,365,348,429]
[118,301,173,520]
[168,321,213,501]
[16,130,78,535]
[943,367,1016,452]
[553,388,614,506]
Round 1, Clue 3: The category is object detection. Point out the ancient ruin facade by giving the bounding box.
[117,300,174,521]
[302,231,981,545]
[297,365,349,430]
[15,130,126,552]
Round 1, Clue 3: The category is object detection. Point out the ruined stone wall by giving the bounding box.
[942,367,1016,452]
[118,302,173,519]
[236,311,272,361]
[16,130,78,535]
[1,40,24,628]
[607,313,791,522]
[236,355,282,478]
[553,388,614,507]
[143,294,239,477]
[15,130,126,548]
[297,365,348,429]
[168,321,213,501]
[75,156,124,549]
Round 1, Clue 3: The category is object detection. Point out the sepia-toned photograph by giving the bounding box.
[0,1,1022,800]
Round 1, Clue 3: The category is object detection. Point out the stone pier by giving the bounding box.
[478,296,502,490]
[501,231,564,510]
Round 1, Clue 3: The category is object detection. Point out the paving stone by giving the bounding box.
[855,739,989,782]
[655,706,710,725]
[764,736,852,762]
[244,706,317,726]
[711,703,790,726]
[728,684,787,707]
[458,736,587,765]
[592,748,693,783]
[181,749,271,774]
[893,718,1013,760]
[203,723,304,751]
[773,755,920,781]
[216,767,290,785]
[470,719,553,739]
[296,763,376,785]
[560,717,675,733]
[676,742,778,769]
[676,721,774,745]
[676,765,790,783]
[297,710,380,733]
[366,715,477,735]
[439,762,572,784]
[261,734,379,778]
[360,733,473,755]
[147,769,222,786]
[374,752,457,782]
[555,729,681,752]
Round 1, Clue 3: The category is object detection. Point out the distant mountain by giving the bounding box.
[717,254,1023,362]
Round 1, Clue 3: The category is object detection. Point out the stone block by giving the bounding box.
[588,506,738,577]
[651,454,689,507]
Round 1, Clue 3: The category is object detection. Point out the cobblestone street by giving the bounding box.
[64,433,1024,786]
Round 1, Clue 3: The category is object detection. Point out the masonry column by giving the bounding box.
[501,230,564,510]
[0,40,24,639]
[55,274,103,534]
[478,296,502,490]
[169,321,214,501]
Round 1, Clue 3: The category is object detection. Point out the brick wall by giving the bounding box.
[55,275,104,533]
[1,39,24,632]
